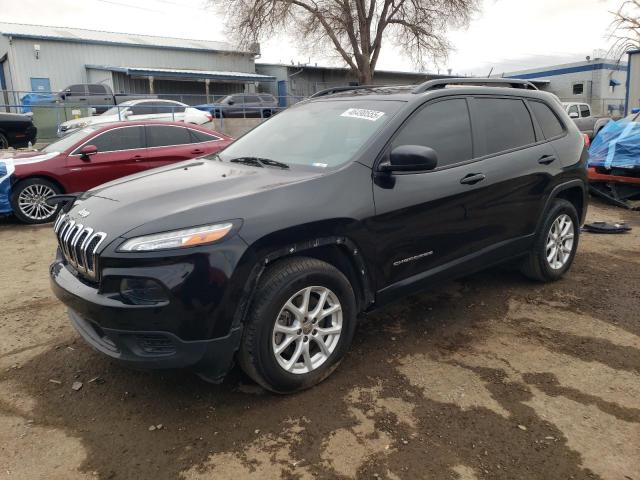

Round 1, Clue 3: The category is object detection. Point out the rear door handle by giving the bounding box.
[131,155,144,161]
[460,173,486,185]
[538,155,556,165]
[191,149,205,155]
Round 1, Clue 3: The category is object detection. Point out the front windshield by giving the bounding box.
[102,103,133,116]
[217,99,402,168]
[41,126,100,153]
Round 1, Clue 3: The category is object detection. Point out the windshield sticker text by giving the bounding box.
[340,108,385,122]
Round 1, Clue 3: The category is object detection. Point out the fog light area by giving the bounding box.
[120,278,168,305]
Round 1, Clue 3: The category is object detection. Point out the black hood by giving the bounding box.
[65,158,324,241]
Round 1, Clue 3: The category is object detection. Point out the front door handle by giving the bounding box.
[191,149,205,155]
[538,155,556,165]
[460,173,486,185]
[130,155,144,161]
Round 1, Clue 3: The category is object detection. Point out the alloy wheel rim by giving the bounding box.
[272,286,343,375]
[0,136,7,149]
[546,214,574,270]
[18,184,57,220]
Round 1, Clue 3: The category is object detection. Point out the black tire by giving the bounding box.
[10,177,62,224]
[238,257,357,393]
[520,199,579,282]
[0,133,8,149]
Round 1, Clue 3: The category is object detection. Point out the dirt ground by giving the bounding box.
[0,200,638,480]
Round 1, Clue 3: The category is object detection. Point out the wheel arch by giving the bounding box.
[12,174,66,194]
[536,180,587,234]
[231,234,375,332]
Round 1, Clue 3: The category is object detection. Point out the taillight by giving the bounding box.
[583,133,590,148]
[206,113,213,122]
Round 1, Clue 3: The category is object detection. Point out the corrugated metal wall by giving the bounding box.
[8,37,255,92]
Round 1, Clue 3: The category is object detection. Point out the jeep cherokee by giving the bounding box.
[49,79,588,393]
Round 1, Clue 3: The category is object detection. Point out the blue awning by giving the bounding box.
[86,65,276,83]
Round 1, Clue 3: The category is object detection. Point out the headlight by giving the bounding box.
[118,223,234,252]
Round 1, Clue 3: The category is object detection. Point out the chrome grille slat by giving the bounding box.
[53,214,107,280]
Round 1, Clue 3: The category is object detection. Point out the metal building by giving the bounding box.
[255,63,451,106]
[0,22,274,105]
[499,59,628,116]
[625,50,640,115]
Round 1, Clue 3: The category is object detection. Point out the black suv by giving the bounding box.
[50,79,588,393]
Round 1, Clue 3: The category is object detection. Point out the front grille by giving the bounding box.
[54,213,107,280]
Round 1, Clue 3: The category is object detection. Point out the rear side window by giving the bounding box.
[155,102,186,114]
[146,125,191,147]
[77,126,144,153]
[88,84,108,95]
[529,101,565,139]
[392,98,473,167]
[475,98,535,154]
[189,129,220,143]
[579,104,590,118]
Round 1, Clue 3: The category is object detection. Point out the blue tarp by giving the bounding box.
[19,93,57,113]
[0,159,15,214]
[589,119,640,169]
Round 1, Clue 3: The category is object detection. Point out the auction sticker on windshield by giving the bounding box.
[340,108,385,121]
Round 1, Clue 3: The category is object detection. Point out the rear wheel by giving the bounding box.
[521,199,579,282]
[238,257,357,393]
[0,133,8,149]
[10,177,61,224]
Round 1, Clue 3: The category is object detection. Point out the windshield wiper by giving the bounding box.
[229,157,289,169]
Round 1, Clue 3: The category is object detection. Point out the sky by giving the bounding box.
[0,0,624,75]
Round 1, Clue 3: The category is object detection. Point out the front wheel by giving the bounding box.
[10,177,61,224]
[520,199,579,282]
[0,133,8,149]
[238,257,357,393]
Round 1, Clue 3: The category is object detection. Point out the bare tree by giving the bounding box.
[608,0,640,60]
[211,0,478,84]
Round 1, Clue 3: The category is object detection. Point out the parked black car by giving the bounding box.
[0,113,37,149]
[50,79,588,393]
[196,93,278,118]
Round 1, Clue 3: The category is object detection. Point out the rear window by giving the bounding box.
[189,129,220,143]
[475,98,535,154]
[146,125,191,147]
[530,101,565,139]
[579,104,590,118]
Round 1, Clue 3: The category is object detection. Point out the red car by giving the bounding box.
[5,121,232,224]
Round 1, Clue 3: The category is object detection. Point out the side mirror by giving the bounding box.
[569,111,579,119]
[121,109,131,117]
[80,145,98,160]
[380,145,438,173]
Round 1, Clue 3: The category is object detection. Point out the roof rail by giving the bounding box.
[310,85,387,98]
[412,77,538,93]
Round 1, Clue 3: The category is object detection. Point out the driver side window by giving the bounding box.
[392,98,473,168]
[73,126,145,154]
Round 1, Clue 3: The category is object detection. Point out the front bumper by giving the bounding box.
[50,259,243,381]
